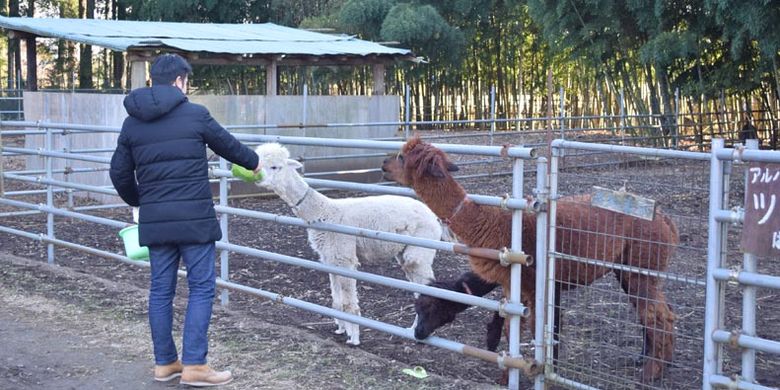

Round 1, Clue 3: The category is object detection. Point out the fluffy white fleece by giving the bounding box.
[254,142,441,345]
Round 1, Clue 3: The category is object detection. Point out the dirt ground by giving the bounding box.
[1,132,779,389]
[0,252,492,390]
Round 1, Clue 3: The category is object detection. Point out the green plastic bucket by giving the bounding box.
[118,225,150,261]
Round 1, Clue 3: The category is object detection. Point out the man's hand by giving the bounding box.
[254,161,263,174]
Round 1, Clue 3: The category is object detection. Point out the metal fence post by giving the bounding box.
[508,155,525,389]
[546,146,561,382]
[63,124,74,210]
[219,157,230,306]
[301,84,308,175]
[404,84,411,140]
[534,157,548,390]
[674,87,680,149]
[0,120,4,197]
[703,138,726,389]
[44,122,54,264]
[302,83,308,129]
[559,86,565,140]
[718,149,733,377]
[490,85,496,145]
[619,89,626,145]
[741,138,760,382]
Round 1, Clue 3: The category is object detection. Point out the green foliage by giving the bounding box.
[125,0,249,22]
[639,31,698,68]
[9,0,778,124]
[380,3,464,66]
[266,0,345,26]
[338,0,395,40]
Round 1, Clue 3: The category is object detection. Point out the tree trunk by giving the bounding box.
[1,0,10,89]
[112,49,125,89]
[657,67,675,146]
[79,0,95,90]
[645,63,662,126]
[9,0,19,89]
[494,14,504,122]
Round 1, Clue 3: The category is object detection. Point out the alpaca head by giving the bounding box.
[381,138,459,186]
[413,280,467,340]
[254,142,303,192]
[414,272,501,341]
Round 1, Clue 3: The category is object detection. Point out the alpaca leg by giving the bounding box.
[328,274,347,335]
[498,292,535,351]
[335,275,361,345]
[615,271,676,382]
[522,293,536,342]
[486,311,504,352]
[398,247,436,330]
[552,282,562,362]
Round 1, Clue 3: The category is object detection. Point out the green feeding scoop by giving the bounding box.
[231,164,264,183]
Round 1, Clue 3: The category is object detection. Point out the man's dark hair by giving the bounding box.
[150,54,192,86]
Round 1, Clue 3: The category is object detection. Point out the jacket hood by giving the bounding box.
[124,85,187,121]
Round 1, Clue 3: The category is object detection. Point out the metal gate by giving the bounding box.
[541,139,780,389]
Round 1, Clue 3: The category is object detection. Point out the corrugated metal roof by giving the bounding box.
[0,16,412,58]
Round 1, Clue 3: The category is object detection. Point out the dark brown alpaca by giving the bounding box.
[382,138,679,382]
[413,271,504,351]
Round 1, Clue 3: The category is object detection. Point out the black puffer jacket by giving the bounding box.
[110,85,258,246]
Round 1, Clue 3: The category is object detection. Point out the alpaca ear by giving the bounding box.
[286,159,303,170]
[427,155,457,178]
[446,161,459,172]
[426,161,446,178]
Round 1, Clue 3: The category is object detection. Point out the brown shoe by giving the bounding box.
[154,360,183,382]
[180,364,233,387]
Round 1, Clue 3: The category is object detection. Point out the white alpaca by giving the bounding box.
[253,143,441,345]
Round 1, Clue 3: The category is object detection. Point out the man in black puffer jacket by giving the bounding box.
[110,54,259,387]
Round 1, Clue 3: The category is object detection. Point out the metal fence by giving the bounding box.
[543,140,780,389]
[0,89,23,120]
[546,141,711,389]
[1,117,779,390]
[0,120,539,388]
[704,140,780,390]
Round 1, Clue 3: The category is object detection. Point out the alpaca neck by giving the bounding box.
[277,171,311,209]
[293,189,330,221]
[278,171,329,221]
[413,177,468,220]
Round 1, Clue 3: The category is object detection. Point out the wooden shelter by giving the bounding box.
[0,16,416,94]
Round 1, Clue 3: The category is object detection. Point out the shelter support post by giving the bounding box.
[266,60,277,96]
[130,60,147,90]
[372,63,385,95]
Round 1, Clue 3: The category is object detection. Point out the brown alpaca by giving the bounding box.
[382,138,679,382]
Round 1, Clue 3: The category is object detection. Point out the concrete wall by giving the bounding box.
[24,93,127,204]
[23,92,400,203]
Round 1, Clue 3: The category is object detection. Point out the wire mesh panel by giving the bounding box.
[547,144,710,389]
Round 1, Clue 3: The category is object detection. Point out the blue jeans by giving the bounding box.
[148,242,216,366]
